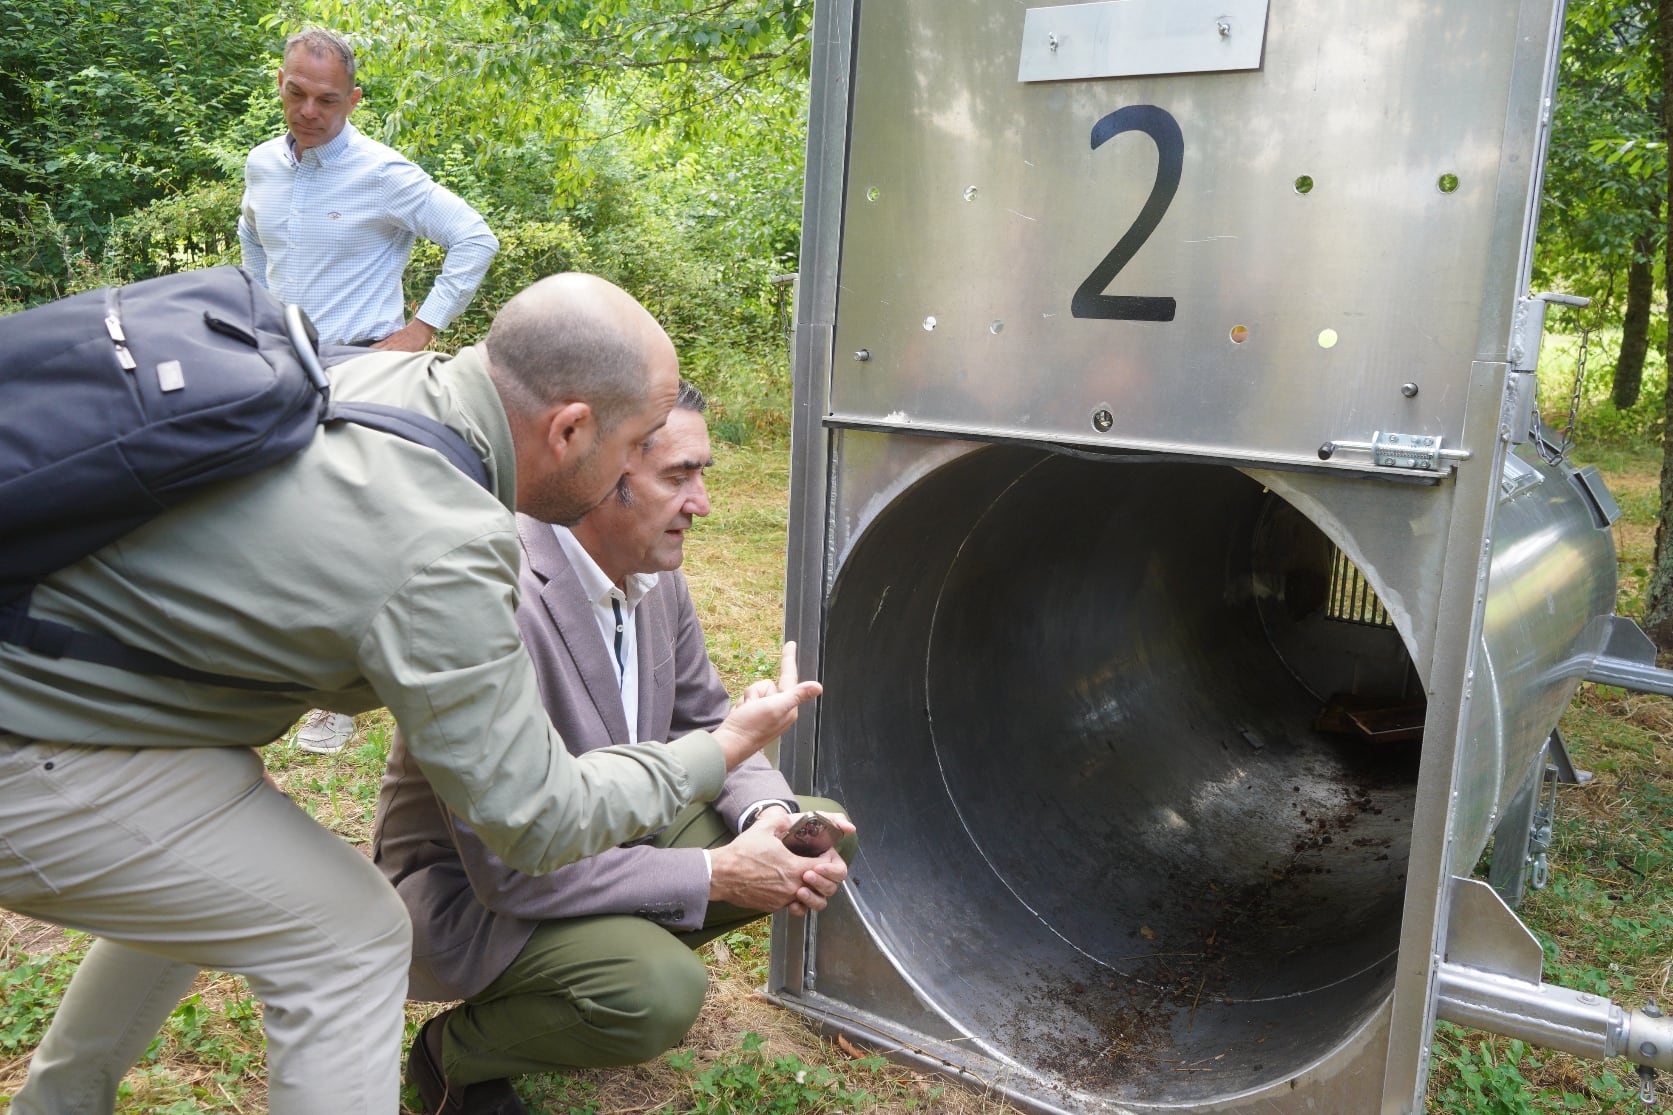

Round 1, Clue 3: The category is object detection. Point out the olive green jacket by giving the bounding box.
[0,346,725,874]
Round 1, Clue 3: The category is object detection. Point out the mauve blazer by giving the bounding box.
[373,514,795,1002]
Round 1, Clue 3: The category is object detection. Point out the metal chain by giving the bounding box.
[1558,321,1591,459]
[1532,314,1591,465]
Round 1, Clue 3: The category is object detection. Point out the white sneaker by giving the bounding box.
[295,710,355,754]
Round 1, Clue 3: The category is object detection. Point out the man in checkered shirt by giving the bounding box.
[238,27,499,353]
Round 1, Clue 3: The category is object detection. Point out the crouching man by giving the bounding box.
[374,381,855,1114]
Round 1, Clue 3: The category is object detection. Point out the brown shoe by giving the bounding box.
[405,1014,528,1115]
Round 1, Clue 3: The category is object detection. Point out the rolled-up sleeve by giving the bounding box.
[359,527,725,874]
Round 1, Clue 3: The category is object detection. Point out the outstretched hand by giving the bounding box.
[712,642,821,770]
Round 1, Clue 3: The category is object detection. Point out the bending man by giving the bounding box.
[377,382,854,1114]
[0,274,818,1115]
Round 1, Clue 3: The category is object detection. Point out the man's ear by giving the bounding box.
[541,401,594,466]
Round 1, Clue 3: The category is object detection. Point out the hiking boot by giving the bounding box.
[294,709,355,754]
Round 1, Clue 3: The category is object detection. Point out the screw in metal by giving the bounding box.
[1402,382,1419,398]
[853,349,870,362]
[1091,409,1114,433]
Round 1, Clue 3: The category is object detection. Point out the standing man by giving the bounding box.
[239,26,501,753]
[376,383,854,1114]
[0,273,820,1115]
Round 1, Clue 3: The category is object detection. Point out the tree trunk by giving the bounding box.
[1613,233,1654,409]
[1640,0,1673,648]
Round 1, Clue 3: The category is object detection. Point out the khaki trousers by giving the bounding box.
[0,735,411,1115]
[441,795,852,1086]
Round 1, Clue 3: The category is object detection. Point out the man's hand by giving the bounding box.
[710,808,851,915]
[372,318,437,352]
[712,642,821,770]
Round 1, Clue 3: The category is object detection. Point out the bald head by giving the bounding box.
[483,273,673,435]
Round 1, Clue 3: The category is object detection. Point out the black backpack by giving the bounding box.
[0,265,489,691]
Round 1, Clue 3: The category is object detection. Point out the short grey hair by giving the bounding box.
[609,379,708,510]
[284,28,356,83]
[674,379,707,414]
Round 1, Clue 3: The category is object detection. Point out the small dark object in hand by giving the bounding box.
[782,811,838,856]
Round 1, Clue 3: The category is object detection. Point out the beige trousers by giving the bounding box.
[0,734,411,1114]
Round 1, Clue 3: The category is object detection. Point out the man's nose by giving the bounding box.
[687,478,711,517]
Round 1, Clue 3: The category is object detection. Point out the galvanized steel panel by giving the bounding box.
[829,0,1546,470]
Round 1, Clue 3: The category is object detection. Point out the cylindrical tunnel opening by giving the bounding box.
[823,447,1422,1107]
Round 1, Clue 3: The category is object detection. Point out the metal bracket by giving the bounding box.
[1510,291,1590,373]
[1318,431,1470,473]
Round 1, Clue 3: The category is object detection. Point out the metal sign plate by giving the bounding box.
[1018,0,1270,82]
[829,0,1550,471]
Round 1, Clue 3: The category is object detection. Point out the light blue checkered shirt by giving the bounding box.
[238,123,499,344]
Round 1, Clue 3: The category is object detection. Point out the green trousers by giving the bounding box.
[440,796,852,1085]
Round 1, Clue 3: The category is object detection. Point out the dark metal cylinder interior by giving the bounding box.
[822,446,1423,1107]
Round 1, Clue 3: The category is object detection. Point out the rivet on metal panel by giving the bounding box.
[1230,324,1249,344]
[963,185,979,201]
[853,349,871,362]
[1217,19,1231,37]
[1294,175,1314,195]
[1091,408,1115,433]
[865,186,880,202]
[1439,173,1461,194]
[989,320,1004,334]
[1047,32,1058,52]
[1318,328,1339,349]
[1402,382,1420,398]
[922,316,937,331]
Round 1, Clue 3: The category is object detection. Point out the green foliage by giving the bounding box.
[1429,1028,1541,1114]
[406,216,597,347]
[662,1032,890,1114]
[709,921,773,984]
[160,990,264,1077]
[276,0,811,185]
[1534,0,1665,314]
[0,933,88,1056]
[1426,1027,1634,1114]
[0,0,272,301]
[1535,329,1667,447]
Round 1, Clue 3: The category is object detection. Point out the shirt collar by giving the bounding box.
[550,525,658,611]
[284,121,358,167]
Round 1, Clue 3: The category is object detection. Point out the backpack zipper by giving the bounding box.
[103,289,136,372]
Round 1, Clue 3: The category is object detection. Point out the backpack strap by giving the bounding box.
[0,403,491,693]
[326,401,490,491]
[0,589,303,692]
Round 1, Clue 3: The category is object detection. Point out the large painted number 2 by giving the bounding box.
[1071,105,1183,322]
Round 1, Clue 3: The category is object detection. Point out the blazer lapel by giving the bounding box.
[516,516,633,748]
[635,580,676,743]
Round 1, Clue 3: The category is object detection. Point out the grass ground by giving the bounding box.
[1,388,1669,1113]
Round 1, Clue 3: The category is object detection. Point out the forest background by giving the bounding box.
[2,0,1672,1112]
